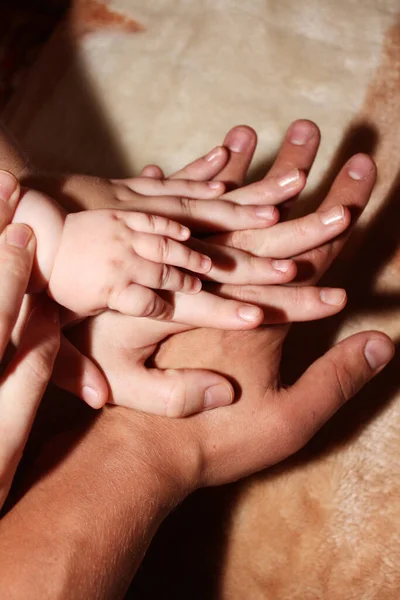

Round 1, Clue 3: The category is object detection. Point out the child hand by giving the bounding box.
[48,209,213,317]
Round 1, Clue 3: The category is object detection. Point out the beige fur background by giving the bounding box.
[4,1,400,598]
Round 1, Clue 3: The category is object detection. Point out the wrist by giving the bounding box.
[0,403,195,598]
[110,406,200,502]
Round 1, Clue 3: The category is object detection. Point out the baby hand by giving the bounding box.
[48,209,213,318]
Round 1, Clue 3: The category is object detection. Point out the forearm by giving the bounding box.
[0,402,186,599]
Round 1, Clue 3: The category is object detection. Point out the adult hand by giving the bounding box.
[0,171,60,508]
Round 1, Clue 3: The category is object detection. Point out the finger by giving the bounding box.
[0,224,35,361]
[282,332,394,454]
[293,153,376,284]
[121,210,191,241]
[118,194,279,233]
[209,283,347,324]
[0,170,21,233]
[189,239,297,285]
[266,120,321,178]
[209,205,350,258]
[110,365,234,417]
[117,177,225,199]
[139,164,164,178]
[215,126,258,187]
[108,284,174,319]
[51,336,109,409]
[165,290,264,329]
[131,232,212,274]
[169,146,229,181]
[126,257,202,294]
[222,168,306,205]
[0,298,60,473]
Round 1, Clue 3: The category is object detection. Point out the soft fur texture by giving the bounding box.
[4,1,400,598]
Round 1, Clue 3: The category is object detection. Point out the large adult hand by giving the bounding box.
[147,120,394,486]
[0,171,59,508]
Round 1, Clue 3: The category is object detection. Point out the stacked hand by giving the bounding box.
[41,120,390,426]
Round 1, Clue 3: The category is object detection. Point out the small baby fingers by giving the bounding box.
[131,231,212,274]
[122,210,191,241]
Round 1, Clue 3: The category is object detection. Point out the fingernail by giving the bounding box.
[205,146,223,162]
[82,385,101,408]
[179,225,190,239]
[204,384,233,409]
[208,181,223,189]
[255,205,276,219]
[288,121,316,145]
[319,205,345,225]
[348,155,373,180]
[0,170,18,202]
[319,288,346,306]
[5,223,32,248]
[201,256,212,272]
[276,168,300,187]
[190,277,202,293]
[272,259,292,273]
[237,305,263,322]
[226,128,251,152]
[364,338,394,371]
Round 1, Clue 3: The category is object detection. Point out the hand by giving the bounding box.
[0,171,60,508]
[49,209,212,317]
[66,121,365,418]
[94,121,394,492]
[2,132,317,410]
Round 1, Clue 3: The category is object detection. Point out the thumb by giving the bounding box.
[285,331,394,452]
[111,366,234,417]
[51,336,109,409]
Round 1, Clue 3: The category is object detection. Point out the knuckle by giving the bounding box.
[291,218,309,239]
[160,264,172,288]
[230,229,253,251]
[277,393,313,456]
[156,236,170,262]
[26,343,59,385]
[139,295,159,318]
[335,190,354,207]
[291,286,305,309]
[139,293,171,321]
[179,196,195,216]
[330,358,357,405]
[266,391,305,457]
[165,373,187,417]
[144,212,158,232]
